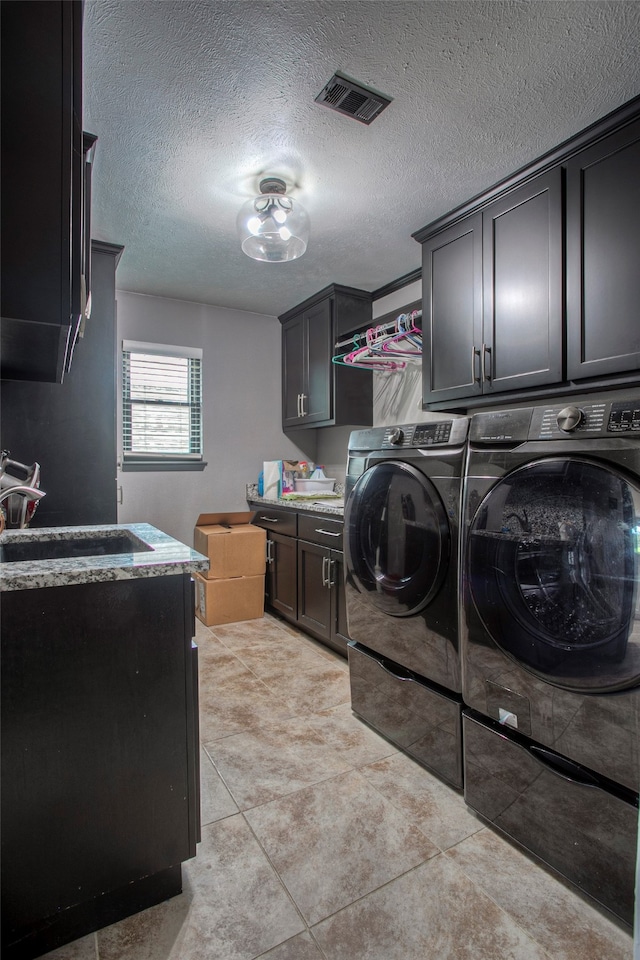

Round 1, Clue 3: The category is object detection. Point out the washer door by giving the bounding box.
[467,456,640,691]
[345,460,450,617]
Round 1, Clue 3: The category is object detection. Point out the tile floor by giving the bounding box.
[45,614,633,960]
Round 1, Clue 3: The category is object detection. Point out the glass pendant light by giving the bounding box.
[237,177,309,262]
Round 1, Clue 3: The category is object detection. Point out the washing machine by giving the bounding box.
[461,397,640,925]
[344,417,469,788]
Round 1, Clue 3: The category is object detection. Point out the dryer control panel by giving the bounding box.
[530,398,640,439]
[471,398,640,443]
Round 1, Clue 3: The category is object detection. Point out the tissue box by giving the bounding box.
[263,461,282,498]
[194,572,265,626]
[194,512,266,579]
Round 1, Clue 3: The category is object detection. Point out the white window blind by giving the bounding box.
[122,341,203,461]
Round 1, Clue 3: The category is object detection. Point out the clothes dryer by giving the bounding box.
[344,417,468,788]
[461,397,640,925]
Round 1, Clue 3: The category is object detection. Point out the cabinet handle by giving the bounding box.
[322,556,330,587]
[259,516,280,523]
[482,343,492,383]
[297,393,302,417]
[471,346,481,384]
[328,559,337,588]
[315,528,341,537]
[266,539,273,564]
[300,393,307,417]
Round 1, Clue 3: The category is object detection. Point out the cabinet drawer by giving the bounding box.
[298,513,343,549]
[252,506,297,537]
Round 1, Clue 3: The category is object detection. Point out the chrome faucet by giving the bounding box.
[0,451,45,529]
[0,485,46,505]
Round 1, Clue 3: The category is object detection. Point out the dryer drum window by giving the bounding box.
[345,460,450,617]
[467,456,640,692]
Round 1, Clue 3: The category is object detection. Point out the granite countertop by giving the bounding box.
[246,483,345,517]
[0,523,209,592]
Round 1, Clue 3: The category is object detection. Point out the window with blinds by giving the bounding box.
[122,341,203,461]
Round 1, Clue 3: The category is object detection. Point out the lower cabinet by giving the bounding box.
[252,505,349,656]
[297,539,349,655]
[1,573,199,959]
[266,529,297,618]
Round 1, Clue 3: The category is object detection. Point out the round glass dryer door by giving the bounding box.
[467,456,640,692]
[345,460,450,617]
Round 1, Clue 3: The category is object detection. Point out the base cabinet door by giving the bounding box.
[331,551,350,650]
[297,539,332,642]
[297,540,349,655]
[266,531,297,620]
[566,116,640,380]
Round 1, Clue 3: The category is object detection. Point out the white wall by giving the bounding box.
[116,291,316,547]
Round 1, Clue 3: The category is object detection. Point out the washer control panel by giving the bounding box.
[608,401,640,433]
[530,398,640,439]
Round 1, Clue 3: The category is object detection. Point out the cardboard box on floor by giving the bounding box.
[194,573,265,626]
[194,512,266,579]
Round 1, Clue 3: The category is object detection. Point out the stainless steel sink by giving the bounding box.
[0,531,154,563]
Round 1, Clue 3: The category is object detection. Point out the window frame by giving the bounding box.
[121,340,206,471]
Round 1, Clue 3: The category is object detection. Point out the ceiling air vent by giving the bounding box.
[314,72,392,125]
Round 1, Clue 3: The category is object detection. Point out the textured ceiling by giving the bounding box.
[83,0,640,317]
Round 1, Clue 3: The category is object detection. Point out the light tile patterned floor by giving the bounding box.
[44,614,633,960]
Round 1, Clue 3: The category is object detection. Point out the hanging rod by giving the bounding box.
[334,310,422,351]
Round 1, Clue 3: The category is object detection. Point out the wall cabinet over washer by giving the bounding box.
[416,95,640,408]
[420,169,563,406]
[566,114,640,381]
[279,285,373,429]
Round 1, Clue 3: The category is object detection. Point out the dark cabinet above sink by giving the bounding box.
[1,1,90,383]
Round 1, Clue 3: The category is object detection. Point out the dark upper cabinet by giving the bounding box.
[282,300,333,426]
[0,242,123,528]
[280,285,373,429]
[483,170,563,393]
[566,116,640,380]
[421,169,563,405]
[422,214,483,404]
[1,0,87,383]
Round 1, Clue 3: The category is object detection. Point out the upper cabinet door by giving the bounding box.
[282,314,306,427]
[1,0,84,382]
[483,168,563,393]
[303,299,333,424]
[280,285,372,429]
[422,213,483,405]
[566,117,640,380]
